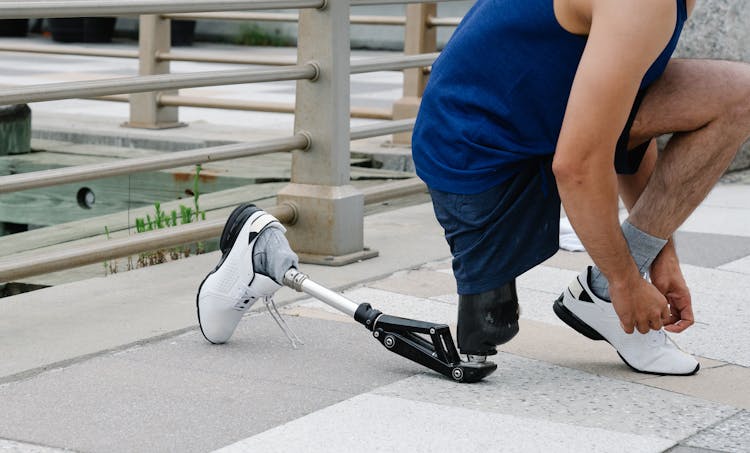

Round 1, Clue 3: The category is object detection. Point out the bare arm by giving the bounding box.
[618,142,695,333]
[553,0,676,333]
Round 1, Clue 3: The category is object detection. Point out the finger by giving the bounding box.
[664,321,689,333]
[620,320,635,334]
[660,303,671,324]
[664,311,679,326]
[636,320,650,334]
[665,308,695,333]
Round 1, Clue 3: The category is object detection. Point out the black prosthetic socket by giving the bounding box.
[457,281,520,356]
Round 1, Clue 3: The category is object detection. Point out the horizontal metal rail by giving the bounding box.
[0,43,140,59]
[0,44,297,65]
[0,54,432,106]
[350,118,415,140]
[89,94,393,119]
[0,45,435,73]
[0,0,326,19]
[158,95,393,120]
[164,12,407,26]
[0,205,295,284]
[159,52,296,66]
[0,65,317,106]
[0,135,310,194]
[427,16,461,27]
[350,53,437,74]
[0,118,413,194]
[360,177,426,205]
[0,178,427,283]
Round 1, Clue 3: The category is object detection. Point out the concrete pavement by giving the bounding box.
[2,187,749,452]
[1,39,749,452]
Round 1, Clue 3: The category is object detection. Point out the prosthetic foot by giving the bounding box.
[197,204,286,344]
[457,282,520,360]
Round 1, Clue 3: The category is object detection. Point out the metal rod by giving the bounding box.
[361,177,427,205]
[427,16,461,27]
[0,135,309,194]
[0,43,138,59]
[159,52,296,66]
[0,65,317,105]
[350,53,438,74]
[283,268,359,317]
[159,95,391,119]
[0,204,297,284]
[0,0,326,19]
[350,118,414,140]
[163,12,406,25]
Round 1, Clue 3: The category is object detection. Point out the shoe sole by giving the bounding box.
[197,204,261,344]
[553,294,605,341]
[553,294,700,376]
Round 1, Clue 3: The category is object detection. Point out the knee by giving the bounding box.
[724,63,750,129]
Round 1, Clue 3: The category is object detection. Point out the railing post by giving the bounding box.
[391,2,436,145]
[126,15,183,129]
[277,0,377,266]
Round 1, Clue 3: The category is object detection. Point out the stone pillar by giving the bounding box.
[277,0,378,266]
[674,0,750,170]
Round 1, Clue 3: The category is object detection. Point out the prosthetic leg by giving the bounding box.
[283,268,498,383]
[199,204,497,383]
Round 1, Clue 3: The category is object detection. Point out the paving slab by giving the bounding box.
[639,365,750,410]
[290,286,458,326]
[683,411,750,453]
[542,249,595,272]
[366,268,457,298]
[673,265,750,366]
[680,205,750,238]
[516,265,579,295]
[216,393,676,453]
[672,231,750,268]
[0,439,71,453]
[497,318,722,383]
[372,354,739,441]
[718,255,750,274]
[666,446,726,453]
[0,315,424,453]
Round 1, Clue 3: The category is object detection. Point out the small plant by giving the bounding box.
[235,23,293,47]
[104,165,209,273]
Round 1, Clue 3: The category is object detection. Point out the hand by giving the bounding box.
[651,251,694,333]
[609,274,671,334]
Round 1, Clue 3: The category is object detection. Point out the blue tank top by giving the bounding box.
[412,0,688,194]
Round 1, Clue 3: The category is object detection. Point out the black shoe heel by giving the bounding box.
[553,294,605,341]
[219,204,260,253]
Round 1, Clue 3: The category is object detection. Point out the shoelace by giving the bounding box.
[264,296,304,349]
[647,329,667,347]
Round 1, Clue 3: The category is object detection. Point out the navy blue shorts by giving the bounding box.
[430,91,650,295]
[430,158,561,295]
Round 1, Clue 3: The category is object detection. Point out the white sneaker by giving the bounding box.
[197,205,284,344]
[553,267,699,376]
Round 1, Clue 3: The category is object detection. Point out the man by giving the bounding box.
[412,0,750,374]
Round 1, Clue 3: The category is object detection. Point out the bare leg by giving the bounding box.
[626,59,750,237]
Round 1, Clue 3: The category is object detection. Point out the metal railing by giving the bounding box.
[0,1,455,282]
[0,2,460,121]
